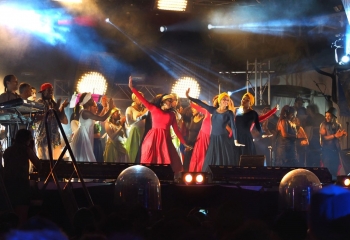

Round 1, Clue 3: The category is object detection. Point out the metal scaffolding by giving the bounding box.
[246,59,274,106]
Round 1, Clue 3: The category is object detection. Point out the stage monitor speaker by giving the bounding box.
[239,155,265,167]
[35,160,174,182]
[208,165,332,186]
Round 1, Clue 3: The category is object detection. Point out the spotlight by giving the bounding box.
[182,172,208,185]
[160,26,167,32]
[171,76,200,98]
[208,24,213,30]
[336,175,350,188]
[341,54,350,64]
[77,71,108,95]
[105,18,110,23]
[156,0,188,11]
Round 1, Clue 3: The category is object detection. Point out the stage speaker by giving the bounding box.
[239,155,265,167]
[35,160,174,182]
[208,165,332,186]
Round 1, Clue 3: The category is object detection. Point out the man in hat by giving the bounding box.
[319,106,347,179]
[35,83,69,160]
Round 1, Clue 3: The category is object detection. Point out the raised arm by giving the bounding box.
[190,102,208,115]
[186,88,216,114]
[259,106,277,122]
[82,98,114,122]
[129,76,154,110]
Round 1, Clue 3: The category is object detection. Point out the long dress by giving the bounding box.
[104,122,129,163]
[70,110,96,162]
[131,89,186,173]
[182,115,203,171]
[275,119,297,167]
[125,105,145,163]
[235,108,262,156]
[188,97,237,171]
[189,103,211,172]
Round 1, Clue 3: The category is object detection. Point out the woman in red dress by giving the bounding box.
[128,76,190,174]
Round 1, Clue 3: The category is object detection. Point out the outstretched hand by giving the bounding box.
[234,140,245,147]
[186,88,190,98]
[61,99,69,109]
[129,76,133,89]
[109,98,115,109]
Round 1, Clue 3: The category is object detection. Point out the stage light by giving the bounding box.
[52,0,82,3]
[105,18,110,23]
[196,174,204,183]
[156,0,188,11]
[76,71,108,95]
[160,26,167,32]
[182,172,208,185]
[171,76,200,98]
[341,54,350,64]
[184,173,193,183]
[208,24,213,30]
[336,175,350,188]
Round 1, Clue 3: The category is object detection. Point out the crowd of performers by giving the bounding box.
[0,74,348,181]
[0,74,349,224]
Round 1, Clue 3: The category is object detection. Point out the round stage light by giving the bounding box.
[77,71,108,95]
[344,178,350,187]
[171,76,200,98]
[195,174,204,183]
[184,174,193,183]
[105,18,110,23]
[208,24,213,30]
[160,26,167,32]
[341,55,350,64]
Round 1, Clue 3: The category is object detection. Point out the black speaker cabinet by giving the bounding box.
[239,155,266,167]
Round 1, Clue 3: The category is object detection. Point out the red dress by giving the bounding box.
[131,88,185,173]
[189,103,211,172]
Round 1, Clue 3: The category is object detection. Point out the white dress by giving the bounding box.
[70,110,96,162]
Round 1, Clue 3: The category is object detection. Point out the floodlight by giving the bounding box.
[105,18,110,23]
[182,172,208,185]
[184,173,193,183]
[160,26,167,32]
[341,54,350,64]
[156,0,188,11]
[76,71,108,95]
[171,76,200,98]
[208,24,213,30]
[336,175,350,188]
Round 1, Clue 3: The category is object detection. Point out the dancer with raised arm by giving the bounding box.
[185,88,244,171]
[128,76,190,174]
[70,92,115,162]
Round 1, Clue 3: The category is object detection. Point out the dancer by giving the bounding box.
[128,76,190,174]
[275,105,298,167]
[188,101,211,172]
[182,104,204,171]
[125,91,147,163]
[104,108,129,163]
[70,92,114,162]
[319,107,347,179]
[235,92,263,156]
[186,89,244,171]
